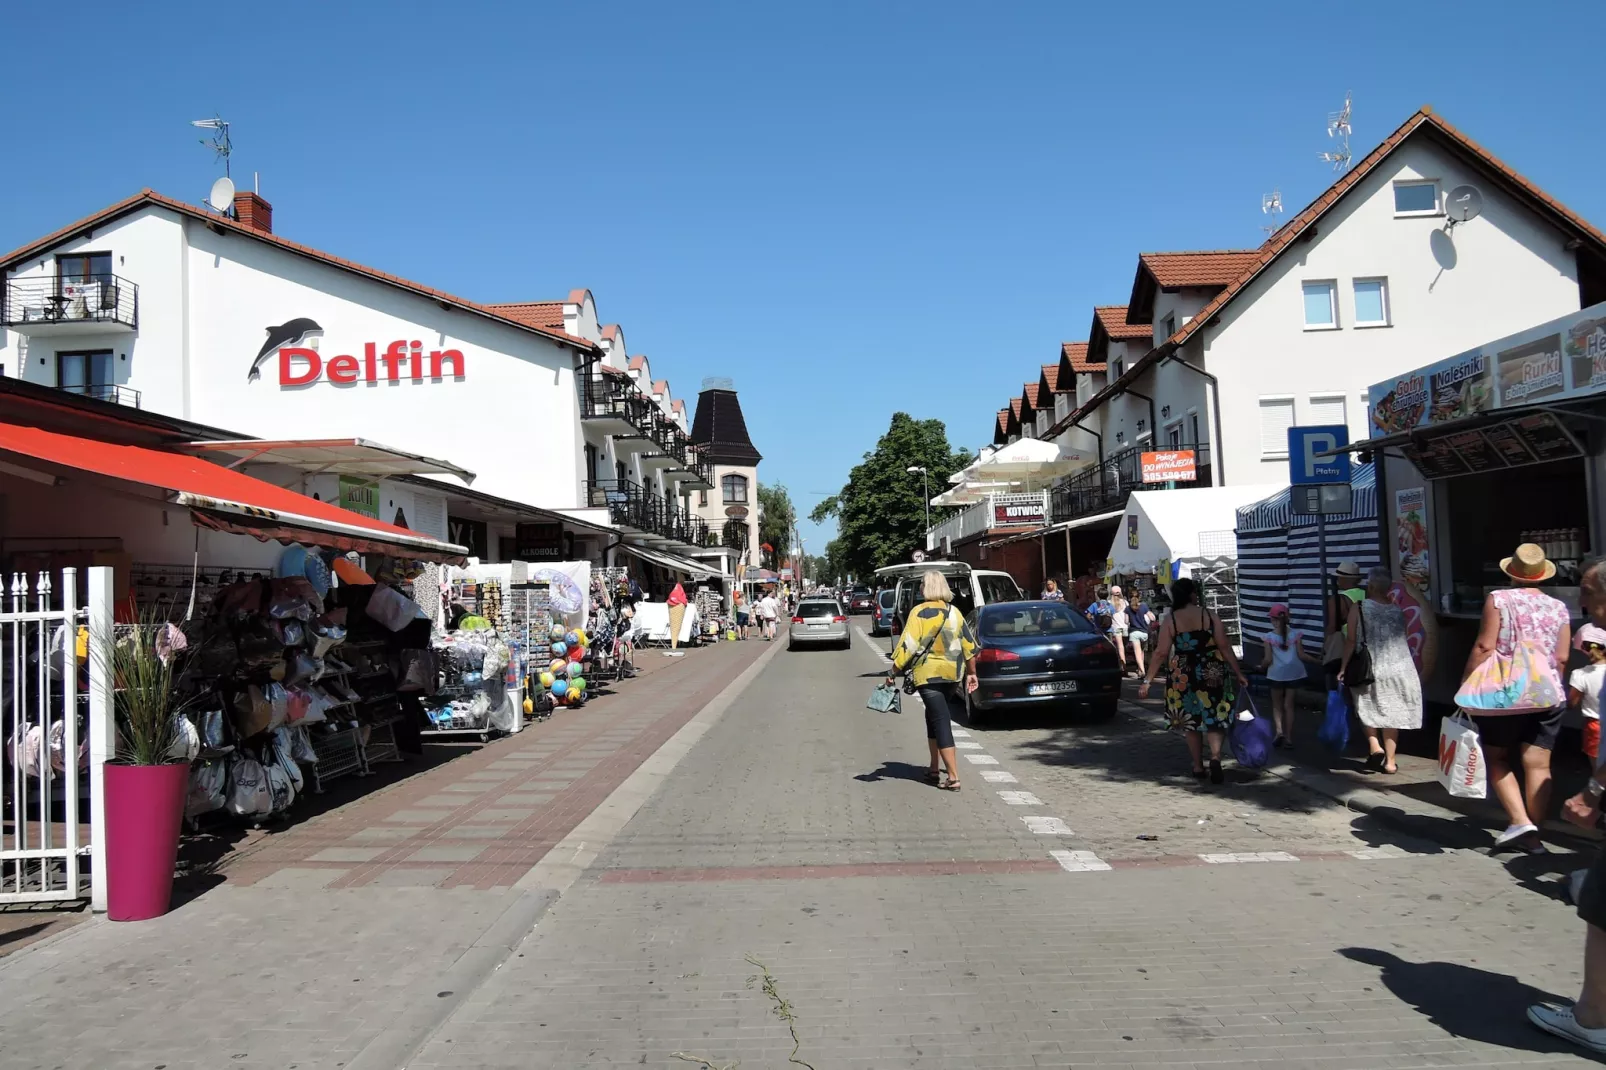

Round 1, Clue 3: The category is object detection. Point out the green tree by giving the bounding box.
[757,482,796,571]
[812,413,972,579]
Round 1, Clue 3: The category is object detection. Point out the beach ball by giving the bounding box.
[551,641,567,657]
[548,658,565,675]
[551,662,569,678]
[550,623,565,640]
[564,630,580,647]
[567,646,584,663]
[551,679,569,698]
[538,672,555,689]
[574,628,589,645]
[571,677,586,695]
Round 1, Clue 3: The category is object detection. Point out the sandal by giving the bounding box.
[1191,768,1208,780]
[1365,751,1387,771]
[924,769,942,786]
[1209,759,1224,785]
[941,779,962,791]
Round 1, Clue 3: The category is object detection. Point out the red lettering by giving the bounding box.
[326,354,360,384]
[364,342,377,383]
[278,347,321,386]
[410,341,423,380]
[381,340,407,382]
[430,349,464,378]
[1439,736,1456,775]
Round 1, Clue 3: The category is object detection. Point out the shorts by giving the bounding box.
[736,611,749,624]
[1472,707,1565,751]
[1129,631,1148,644]
[917,684,960,749]
[1578,846,1606,930]
[1111,627,1128,638]
[1586,719,1601,762]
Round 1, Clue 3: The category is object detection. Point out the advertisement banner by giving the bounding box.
[1368,300,1606,436]
[1126,514,1140,549]
[338,476,380,519]
[1394,488,1429,588]
[1140,450,1196,483]
[992,498,1047,526]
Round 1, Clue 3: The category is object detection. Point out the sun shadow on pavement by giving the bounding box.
[1338,947,1585,1058]
[854,761,930,784]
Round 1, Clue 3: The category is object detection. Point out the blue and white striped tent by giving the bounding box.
[1235,464,1382,659]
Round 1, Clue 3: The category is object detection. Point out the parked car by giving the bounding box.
[847,586,874,614]
[870,589,896,635]
[876,561,1024,640]
[788,598,851,650]
[965,600,1122,723]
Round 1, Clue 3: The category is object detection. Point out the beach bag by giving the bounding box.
[1228,694,1274,769]
[1436,712,1487,799]
[1454,645,1563,712]
[1317,688,1350,753]
[866,683,902,714]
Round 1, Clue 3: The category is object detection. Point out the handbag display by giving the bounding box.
[866,683,902,714]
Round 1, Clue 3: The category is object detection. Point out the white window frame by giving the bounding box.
[1302,280,1339,331]
[1259,396,1296,459]
[1188,408,1201,448]
[1352,276,1391,328]
[1392,179,1442,217]
[1165,419,1183,448]
[1307,393,1347,427]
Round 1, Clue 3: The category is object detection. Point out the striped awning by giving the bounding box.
[1234,463,1377,533]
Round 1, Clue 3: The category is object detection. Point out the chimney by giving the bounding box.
[232,191,273,234]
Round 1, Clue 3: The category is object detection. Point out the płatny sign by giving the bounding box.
[1140,450,1196,483]
[1287,425,1351,486]
[277,340,466,387]
[992,498,1047,526]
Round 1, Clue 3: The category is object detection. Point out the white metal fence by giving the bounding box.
[1,567,113,907]
[926,491,1050,551]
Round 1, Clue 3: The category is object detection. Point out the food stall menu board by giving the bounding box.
[1404,437,1470,478]
[1443,429,1506,473]
[1510,411,1583,462]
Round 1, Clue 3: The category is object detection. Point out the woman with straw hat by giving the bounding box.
[1460,543,1572,855]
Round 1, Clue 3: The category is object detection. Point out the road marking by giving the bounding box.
[978,770,1018,783]
[951,728,972,738]
[963,754,1000,765]
[1022,816,1074,835]
[996,791,1042,806]
[1051,850,1112,872]
[955,741,983,750]
[1199,851,1299,864]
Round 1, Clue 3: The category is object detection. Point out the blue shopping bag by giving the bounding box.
[1229,694,1275,769]
[1317,687,1350,753]
[866,683,902,714]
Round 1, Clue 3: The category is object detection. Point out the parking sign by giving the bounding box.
[1287,425,1351,485]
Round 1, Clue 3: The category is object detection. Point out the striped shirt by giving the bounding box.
[893,600,978,686]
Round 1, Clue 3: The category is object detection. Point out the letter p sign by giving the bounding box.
[1287,424,1351,485]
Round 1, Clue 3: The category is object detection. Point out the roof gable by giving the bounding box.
[1126,251,1259,324]
[1060,341,1100,374]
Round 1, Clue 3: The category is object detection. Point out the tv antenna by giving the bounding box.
[1261,189,1284,236]
[1443,184,1485,232]
[1318,92,1353,172]
[191,115,232,178]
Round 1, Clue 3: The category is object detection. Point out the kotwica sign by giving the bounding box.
[1287,425,1351,486]
[250,318,467,387]
[992,498,1048,526]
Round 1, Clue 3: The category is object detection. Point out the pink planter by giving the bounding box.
[104,762,189,922]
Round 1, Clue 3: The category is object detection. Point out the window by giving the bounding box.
[56,252,112,284]
[979,574,1023,605]
[1353,277,1390,326]
[58,350,113,397]
[981,602,1092,637]
[1308,394,1347,426]
[1189,411,1201,446]
[1162,313,1176,340]
[1302,281,1338,329]
[1393,180,1440,216]
[1113,357,1125,378]
[1259,397,1295,458]
[1166,422,1183,448]
[722,473,748,504]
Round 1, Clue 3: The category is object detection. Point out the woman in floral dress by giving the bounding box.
[1139,577,1249,784]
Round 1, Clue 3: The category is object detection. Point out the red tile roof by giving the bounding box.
[652,379,669,396]
[1022,382,1042,410]
[484,301,565,332]
[1139,250,1260,289]
[0,190,598,353]
[671,399,685,414]
[1061,342,1100,373]
[1093,306,1151,341]
[628,356,647,371]
[601,364,628,377]
[600,324,620,341]
[994,409,1010,444]
[567,288,592,306]
[1039,363,1066,394]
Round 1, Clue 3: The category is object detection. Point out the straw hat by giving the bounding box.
[1501,543,1556,583]
[1333,561,1362,578]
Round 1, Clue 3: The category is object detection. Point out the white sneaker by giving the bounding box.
[1495,823,1539,846]
[1528,1003,1606,1053]
[1570,868,1589,905]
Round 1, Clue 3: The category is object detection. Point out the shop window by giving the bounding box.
[1308,394,1346,426]
[1302,281,1338,329]
[722,473,748,504]
[1259,397,1295,458]
[58,349,113,396]
[1353,277,1390,327]
[1393,180,1440,216]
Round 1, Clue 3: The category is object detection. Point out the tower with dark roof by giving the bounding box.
[689,378,763,569]
[690,378,763,466]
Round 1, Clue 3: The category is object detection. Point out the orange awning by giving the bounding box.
[0,420,467,563]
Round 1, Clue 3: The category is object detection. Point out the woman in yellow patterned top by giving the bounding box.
[887,571,979,791]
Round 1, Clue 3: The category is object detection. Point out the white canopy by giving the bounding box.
[1105,484,1285,575]
[969,437,1087,485]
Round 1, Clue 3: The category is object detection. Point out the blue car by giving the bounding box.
[965,600,1122,723]
[870,589,896,636]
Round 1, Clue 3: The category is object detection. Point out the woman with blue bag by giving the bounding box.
[1138,578,1248,785]
[1457,543,1571,855]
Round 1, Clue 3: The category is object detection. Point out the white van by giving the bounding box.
[874,561,1024,641]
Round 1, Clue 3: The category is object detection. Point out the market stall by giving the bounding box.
[1361,300,1606,705]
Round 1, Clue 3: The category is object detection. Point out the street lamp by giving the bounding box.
[906,465,930,534]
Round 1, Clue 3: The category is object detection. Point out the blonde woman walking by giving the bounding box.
[887,571,979,791]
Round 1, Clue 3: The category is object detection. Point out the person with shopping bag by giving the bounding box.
[1138,577,1249,785]
[1458,543,1571,855]
[885,571,978,792]
[1338,568,1423,774]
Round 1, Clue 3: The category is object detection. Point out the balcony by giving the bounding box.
[61,383,141,408]
[580,367,709,487]
[2,274,138,334]
[1050,442,1213,523]
[926,491,1049,552]
[585,479,715,549]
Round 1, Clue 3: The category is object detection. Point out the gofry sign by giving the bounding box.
[1140,450,1196,483]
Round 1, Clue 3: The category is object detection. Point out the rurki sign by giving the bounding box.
[250,319,466,387]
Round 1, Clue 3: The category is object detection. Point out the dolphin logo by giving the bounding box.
[249,318,323,381]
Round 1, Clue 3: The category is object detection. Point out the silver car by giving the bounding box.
[788,599,851,650]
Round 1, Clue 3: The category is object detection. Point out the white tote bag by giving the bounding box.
[1437,712,1487,799]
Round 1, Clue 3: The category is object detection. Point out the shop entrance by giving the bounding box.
[1441,456,1588,612]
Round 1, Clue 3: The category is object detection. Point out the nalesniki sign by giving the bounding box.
[278,341,465,387]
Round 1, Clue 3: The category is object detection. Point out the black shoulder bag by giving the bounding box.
[900,606,948,694]
[1346,602,1375,687]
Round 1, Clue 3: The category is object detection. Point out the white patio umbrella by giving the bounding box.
[968,438,1087,484]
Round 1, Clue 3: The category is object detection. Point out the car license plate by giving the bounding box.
[1028,680,1077,695]
[809,623,828,629]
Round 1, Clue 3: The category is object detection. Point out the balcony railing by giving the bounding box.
[1050,442,1213,523]
[2,274,138,331]
[61,383,141,408]
[926,491,1050,552]
[580,367,708,485]
[585,479,715,548]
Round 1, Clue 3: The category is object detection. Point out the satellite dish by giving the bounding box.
[207,175,236,213]
[1445,184,1484,224]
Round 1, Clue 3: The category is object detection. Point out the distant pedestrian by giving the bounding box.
[1339,569,1422,773]
[1127,595,1156,680]
[1073,564,1099,609]
[1108,586,1133,674]
[1086,586,1115,634]
[1261,602,1317,747]
[1325,561,1366,688]
[733,588,750,640]
[887,570,978,792]
[1040,578,1065,602]
[758,590,780,640]
[1138,577,1248,785]
[1463,543,1571,855]
[1571,624,1606,766]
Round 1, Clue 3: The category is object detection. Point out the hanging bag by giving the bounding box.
[1455,646,1563,711]
[1345,602,1375,688]
[1436,712,1487,799]
[866,683,903,713]
[1317,687,1350,753]
[1228,693,1275,770]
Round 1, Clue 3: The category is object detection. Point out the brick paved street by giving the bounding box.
[3,630,1604,1068]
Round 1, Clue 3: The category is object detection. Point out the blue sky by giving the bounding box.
[5,1,1604,557]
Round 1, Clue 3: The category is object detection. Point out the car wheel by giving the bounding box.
[841,637,852,650]
[787,640,797,652]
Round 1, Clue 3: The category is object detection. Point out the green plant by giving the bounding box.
[104,613,190,766]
